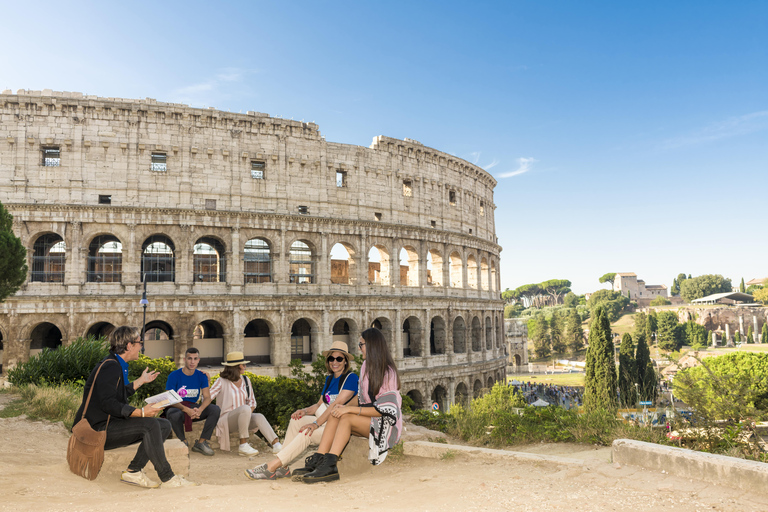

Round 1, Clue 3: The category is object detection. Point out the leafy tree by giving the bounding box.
[540,279,572,305]
[583,306,618,412]
[587,289,629,323]
[684,320,708,350]
[618,333,637,407]
[753,288,768,304]
[650,295,671,306]
[530,315,550,358]
[598,272,616,291]
[679,274,732,302]
[504,303,525,318]
[656,311,681,352]
[634,332,656,402]
[740,277,746,293]
[671,278,679,296]
[501,288,518,304]
[746,284,764,294]
[633,312,647,339]
[550,313,566,354]
[564,308,585,355]
[563,291,579,308]
[0,201,27,302]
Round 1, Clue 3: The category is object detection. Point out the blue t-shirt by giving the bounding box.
[165,368,209,405]
[321,372,359,405]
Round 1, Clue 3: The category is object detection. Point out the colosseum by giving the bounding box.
[0,89,504,410]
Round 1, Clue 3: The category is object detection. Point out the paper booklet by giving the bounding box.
[144,389,183,408]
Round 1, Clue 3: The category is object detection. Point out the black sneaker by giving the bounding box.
[192,440,215,456]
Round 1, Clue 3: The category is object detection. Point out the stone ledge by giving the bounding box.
[612,438,768,492]
[403,440,585,466]
[98,439,189,482]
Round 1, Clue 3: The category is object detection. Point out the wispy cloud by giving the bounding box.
[469,151,481,165]
[663,110,768,149]
[484,159,499,170]
[467,152,499,171]
[498,157,537,178]
[171,68,254,107]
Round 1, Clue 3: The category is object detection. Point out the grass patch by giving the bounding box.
[0,384,82,429]
[440,449,456,460]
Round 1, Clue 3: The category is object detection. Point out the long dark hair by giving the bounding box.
[361,327,400,398]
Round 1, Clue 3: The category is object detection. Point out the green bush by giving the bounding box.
[7,336,109,386]
[127,354,178,404]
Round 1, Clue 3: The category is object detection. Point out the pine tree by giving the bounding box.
[565,308,585,355]
[0,201,28,302]
[656,311,680,352]
[584,306,618,412]
[550,314,566,354]
[618,333,637,407]
[532,315,551,358]
[634,332,656,402]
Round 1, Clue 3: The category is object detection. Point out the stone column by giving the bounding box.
[739,316,744,337]
[394,308,403,364]
[65,220,83,293]
[448,377,456,413]
[319,309,331,354]
[270,330,289,371]
[725,324,730,344]
[712,331,717,347]
[755,316,760,343]
[229,227,242,292]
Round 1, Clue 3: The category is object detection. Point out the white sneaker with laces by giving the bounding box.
[161,474,199,488]
[272,442,283,454]
[239,443,259,456]
[120,470,160,489]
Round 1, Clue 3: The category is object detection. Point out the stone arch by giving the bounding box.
[467,254,479,290]
[289,239,316,284]
[244,237,273,283]
[480,257,489,291]
[193,236,226,283]
[514,354,522,366]
[430,316,446,355]
[452,316,466,353]
[406,389,424,410]
[143,320,174,359]
[473,378,483,398]
[427,249,443,286]
[330,242,357,285]
[142,234,175,283]
[244,318,273,365]
[193,319,225,365]
[449,251,463,288]
[399,246,419,287]
[85,321,115,339]
[31,232,66,283]
[485,316,493,350]
[487,376,494,388]
[30,322,63,356]
[431,384,448,412]
[455,382,469,405]
[87,234,122,283]
[367,245,391,285]
[370,316,394,358]
[331,317,361,355]
[471,316,482,352]
[291,318,316,362]
[402,316,422,357]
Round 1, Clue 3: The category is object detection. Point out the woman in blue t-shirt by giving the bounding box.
[245,341,358,480]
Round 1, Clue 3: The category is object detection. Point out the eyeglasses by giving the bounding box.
[358,342,366,349]
[326,356,345,363]
[133,339,144,346]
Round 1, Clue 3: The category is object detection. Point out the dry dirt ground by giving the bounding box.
[1,393,767,512]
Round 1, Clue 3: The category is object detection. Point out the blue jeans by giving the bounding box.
[166,405,221,443]
[104,417,174,482]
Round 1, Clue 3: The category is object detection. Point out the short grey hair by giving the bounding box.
[110,326,140,355]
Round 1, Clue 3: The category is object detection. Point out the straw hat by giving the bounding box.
[321,341,352,364]
[222,351,250,366]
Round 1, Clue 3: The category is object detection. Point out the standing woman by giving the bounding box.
[299,327,401,484]
[209,352,282,456]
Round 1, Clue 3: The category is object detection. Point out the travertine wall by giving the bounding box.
[0,90,505,407]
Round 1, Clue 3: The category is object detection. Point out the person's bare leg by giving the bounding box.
[316,414,340,453]
[265,457,282,472]
[329,415,370,456]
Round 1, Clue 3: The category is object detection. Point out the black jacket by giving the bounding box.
[73,353,137,431]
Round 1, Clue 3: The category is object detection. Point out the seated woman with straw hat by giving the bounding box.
[245,340,359,480]
[209,351,282,456]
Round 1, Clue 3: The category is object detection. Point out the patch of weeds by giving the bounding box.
[440,449,456,461]
[0,398,26,418]
[428,436,448,444]
[387,441,405,461]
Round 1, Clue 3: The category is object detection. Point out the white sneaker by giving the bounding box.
[121,470,160,489]
[272,442,283,454]
[161,474,199,488]
[239,443,259,456]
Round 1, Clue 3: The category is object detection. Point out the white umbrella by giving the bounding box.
[531,398,550,407]
[509,380,522,386]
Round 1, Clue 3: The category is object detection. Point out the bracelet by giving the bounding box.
[141,407,145,418]
[312,421,318,427]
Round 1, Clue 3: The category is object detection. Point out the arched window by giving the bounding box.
[87,235,122,282]
[449,252,463,288]
[399,246,419,287]
[467,255,479,289]
[289,241,314,284]
[330,243,356,285]
[367,245,390,285]
[31,234,66,282]
[480,258,489,291]
[427,249,443,286]
[142,235,175,282]
[244,238,271,283]
[193,237,226,282]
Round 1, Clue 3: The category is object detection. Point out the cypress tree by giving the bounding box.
[584,306,618,412]
[645,311,657,344]
[0,201,28,302]
[747,326,754,344]
[618,333,637,407]
[550,314,566,354]
[762,323,768,344]
[532,314,551,358]
[634,332,656,402]
[740,277,746,293]
[565,308,585,355]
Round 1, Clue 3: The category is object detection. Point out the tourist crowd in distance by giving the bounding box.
[72,325,402,488]
[512,382,583,409]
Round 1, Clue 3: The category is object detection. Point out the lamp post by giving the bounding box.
[140,273,148,355]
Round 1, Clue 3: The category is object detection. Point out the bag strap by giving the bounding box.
[83,359,119,432]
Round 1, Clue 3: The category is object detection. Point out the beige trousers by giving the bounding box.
[276,406,326,467]
[226,404,278,444]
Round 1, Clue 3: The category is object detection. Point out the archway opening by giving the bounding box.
[452,316,466,353]
[330,243,356,285]
[406,389,424,410]
[449,252,463,288]
[31,233,66,283]
[486,316,493,350]
[430,316,446,355]
[431,385,448,412]
[399,246,419,287]
[244,319,271,365]
[291,319,313,362]
[86,322,115,340]
[480,258,489,291]
[371,317,394,358]
[491,261,498,292]
[193,320,224,365]
[467,254,478,290]
[194,237,226,283]
[455,382,469,406]
[473,379,483,398]
[367,245,390,285]
[142,235,175,282]
[427,249,443,286]
[244,238,271,283]
[289,241,315,284]
[87,235,122,282]
[487,376,494,388]
[30,322,62,356]
[143,320,173,359]
[472,316,482,352]
[403,316,422,357]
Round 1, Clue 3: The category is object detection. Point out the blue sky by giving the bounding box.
[2,1,766,294]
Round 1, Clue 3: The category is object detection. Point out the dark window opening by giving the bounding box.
[98,195,112,205]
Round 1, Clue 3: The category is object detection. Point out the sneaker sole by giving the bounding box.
[302,473,340,484]
[239,451,259,457]
[244,469,275,481]
[120,478,159,489]
[192,447,215,456]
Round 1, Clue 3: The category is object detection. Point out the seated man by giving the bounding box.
[165,347,220,456]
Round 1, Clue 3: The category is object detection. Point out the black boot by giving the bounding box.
[302,453,339,484]
[291,453,325,481]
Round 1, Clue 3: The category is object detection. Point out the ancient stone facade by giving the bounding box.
[0,90,505,410]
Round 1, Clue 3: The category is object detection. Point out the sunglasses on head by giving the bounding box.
[326,356,346,363]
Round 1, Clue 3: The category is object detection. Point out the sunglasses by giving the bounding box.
[358,342,365,349]
[326,356,346,363]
